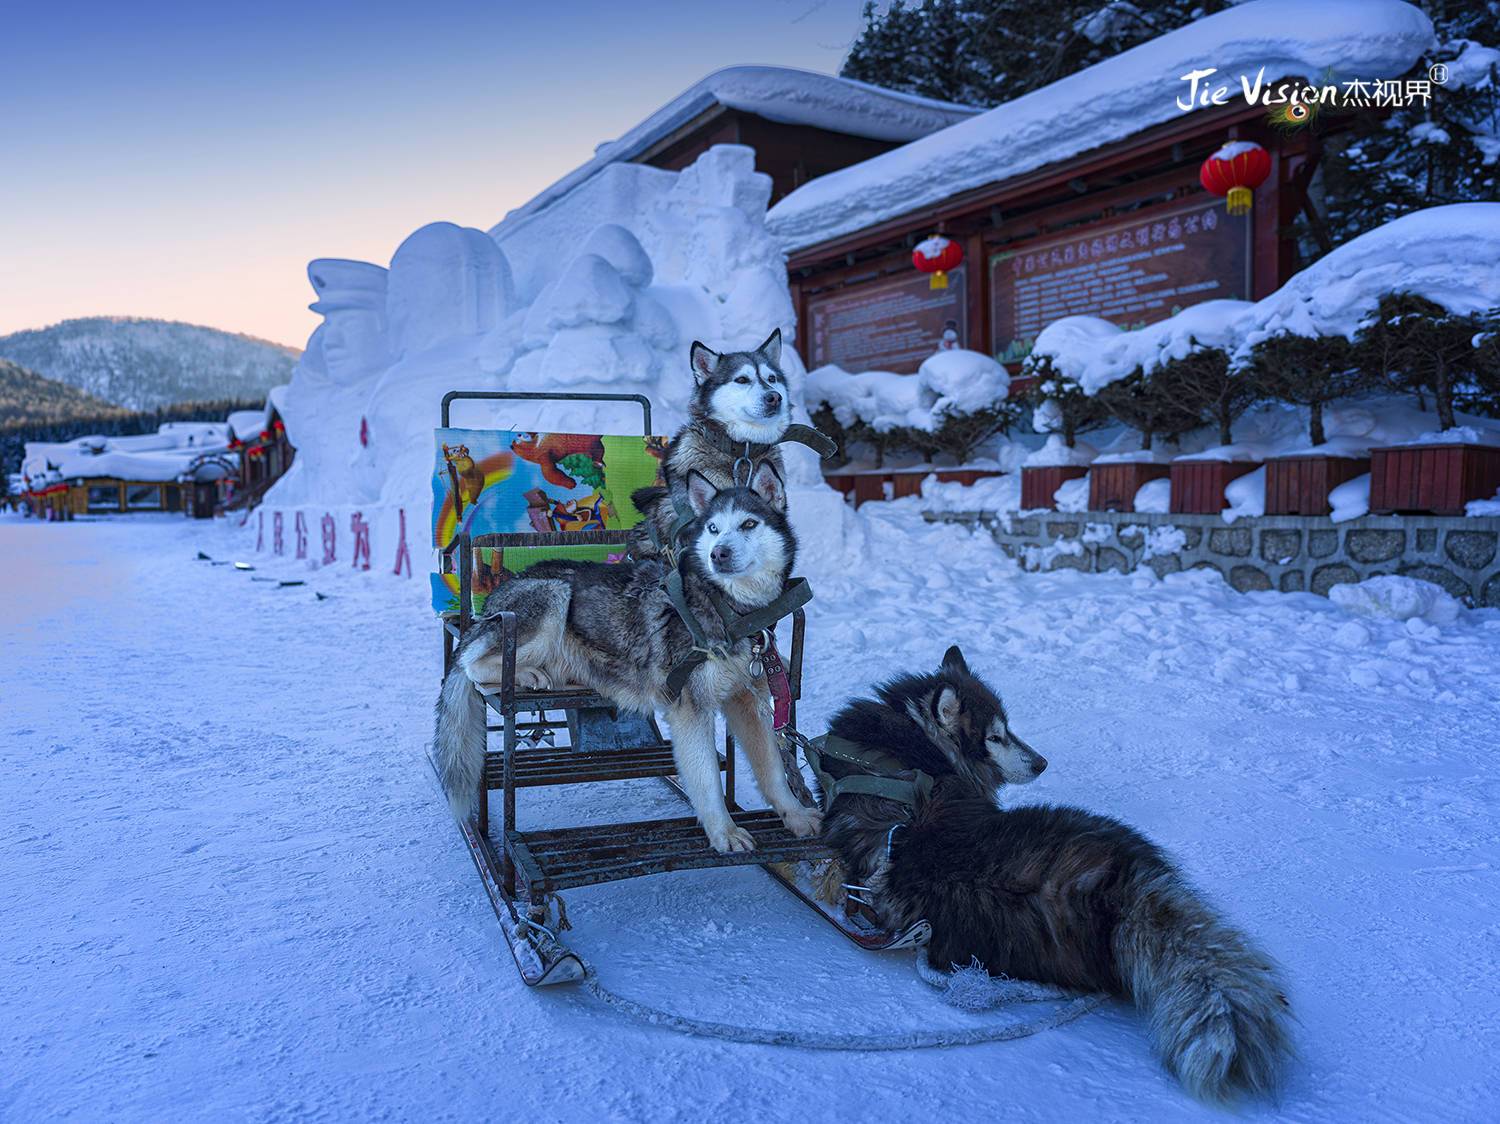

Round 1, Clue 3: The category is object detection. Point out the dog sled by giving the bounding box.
[433,390,928,986]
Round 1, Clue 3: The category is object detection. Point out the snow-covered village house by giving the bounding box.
[16,389,294,520]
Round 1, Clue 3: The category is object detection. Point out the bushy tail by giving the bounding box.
[1114,871,1294,1106]
[434,663,486,820]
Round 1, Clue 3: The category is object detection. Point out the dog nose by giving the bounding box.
[763,391,782,412]
[1032,754,1048,775]
[711,545,733,568]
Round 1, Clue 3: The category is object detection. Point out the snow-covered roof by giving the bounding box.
[492,66,981,233]
[227,407,268,441]
[767,0,1435,251]
[22,423,235,486]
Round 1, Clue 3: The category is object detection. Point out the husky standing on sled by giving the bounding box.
[435,462,822,853]
[629,328,834,562]
[809,647,1294,1106]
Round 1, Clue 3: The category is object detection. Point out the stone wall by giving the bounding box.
[922,508,1500,607]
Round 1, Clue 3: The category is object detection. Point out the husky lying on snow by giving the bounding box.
[813,647,1293,1106]
[631,329,806,561]
[435,461,821,853]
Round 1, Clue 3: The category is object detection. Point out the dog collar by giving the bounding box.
[804,732,934,809]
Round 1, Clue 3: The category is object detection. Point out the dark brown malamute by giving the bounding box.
[815,647,1294,1106]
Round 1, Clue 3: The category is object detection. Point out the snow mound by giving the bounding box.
[1233,204,1500,359]
[1328,575,1462,623]
[1033,301,1253,394]
[1024,435,1098,468]
[807,348,1009,433]
[1328,473,1372,523]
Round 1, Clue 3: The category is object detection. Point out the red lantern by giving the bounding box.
[229,438,244,452]
[258,429,271,442]
[913,235,963,290]
[272,419,286,436]
[1199,141,1271,215]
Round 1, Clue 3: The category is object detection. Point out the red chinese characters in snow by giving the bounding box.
[1199,140,1271,216]
[392,508,412,578]
[351,512,371,571]
[321,514,336,564]
[913,235,963,290]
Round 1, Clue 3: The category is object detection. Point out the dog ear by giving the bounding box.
[941,645,970,676]
[757,328,782,366]
[748,459,786,511]
[934,686,962,732]
[685,470,719,517]
[690,342,717,384]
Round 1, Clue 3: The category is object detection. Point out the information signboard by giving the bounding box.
[989,197,1250,363]
[807,265,967,373]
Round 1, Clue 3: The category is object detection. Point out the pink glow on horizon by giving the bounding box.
[1,1,871,350]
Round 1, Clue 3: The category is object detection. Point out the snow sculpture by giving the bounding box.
[269,259,390,505]
[353,225,519,502]
[386,222,515,361]
[257,144,858,572]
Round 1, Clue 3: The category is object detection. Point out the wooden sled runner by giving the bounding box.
[433,391,928,986]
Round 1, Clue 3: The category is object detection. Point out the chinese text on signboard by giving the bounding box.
[807,266,967,373]
[990,197,1249,363]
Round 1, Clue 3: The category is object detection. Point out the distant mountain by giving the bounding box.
[0,358,125,426]
[0,317,301,412]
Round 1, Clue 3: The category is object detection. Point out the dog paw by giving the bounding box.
[706,823,756,853]
[515,667,552,690]
[779,805,823,838]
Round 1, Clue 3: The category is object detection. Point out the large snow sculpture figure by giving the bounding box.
[268,259,390,505]
[360,224,519,503]
[385,222,515,361]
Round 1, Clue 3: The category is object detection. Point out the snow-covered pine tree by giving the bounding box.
[841,0,1232,107]
[1297,1,1500,255]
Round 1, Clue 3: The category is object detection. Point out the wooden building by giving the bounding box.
[780,99,1320,390]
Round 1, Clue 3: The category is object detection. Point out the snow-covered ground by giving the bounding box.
[4,502,1498,1122]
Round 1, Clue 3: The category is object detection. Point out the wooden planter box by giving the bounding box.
[1369,442,1500,516]
[824,467,1004,508]
[1170,460,1260,515]
[1264,454,1369,516]
[1089,462,1170,512]
[1021,465,1088,510]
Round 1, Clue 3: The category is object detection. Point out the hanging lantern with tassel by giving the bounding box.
[1199,140,1271,216]
[913,235,963,289]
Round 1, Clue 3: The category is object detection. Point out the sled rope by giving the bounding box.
[574,958,1106,1050]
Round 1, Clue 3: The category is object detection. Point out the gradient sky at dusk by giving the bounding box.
[1,0,876,348]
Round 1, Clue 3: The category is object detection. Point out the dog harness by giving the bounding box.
[660,568,813,700]
[802,732,934,809]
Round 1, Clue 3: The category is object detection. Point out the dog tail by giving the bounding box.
[1114,869,1294,1105]
[434,655,487,821]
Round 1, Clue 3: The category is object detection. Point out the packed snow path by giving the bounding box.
[2,508,1497,1121]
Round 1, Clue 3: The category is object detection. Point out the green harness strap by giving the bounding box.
[661,572,813,700]
[803,732,934,808]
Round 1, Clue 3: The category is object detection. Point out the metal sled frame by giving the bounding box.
[437,391,925,985]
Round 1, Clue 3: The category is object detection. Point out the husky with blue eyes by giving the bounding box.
[435,461,821,854]
[631,329,824,563]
